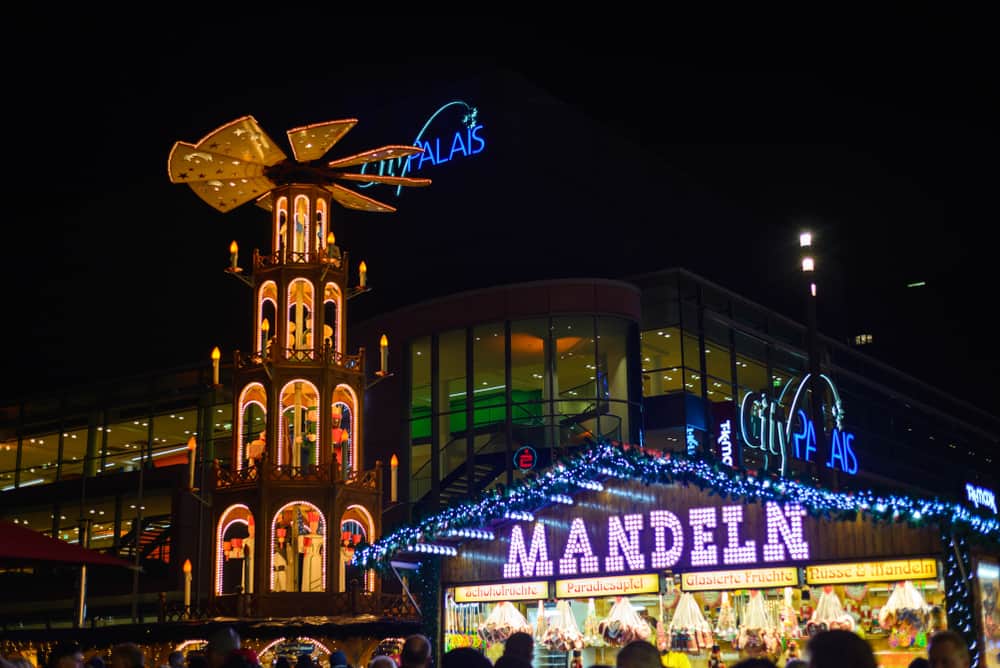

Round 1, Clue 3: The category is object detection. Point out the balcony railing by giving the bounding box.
[215,459,382,491]
[234,347,364,371]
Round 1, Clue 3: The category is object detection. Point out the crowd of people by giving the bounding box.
[0,627,976,668]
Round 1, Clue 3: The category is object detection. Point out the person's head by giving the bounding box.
[615,641,660,668]
[441,649,490,668]
[730,660,778,668]
[205,627,241,668]
[87,656,106,668]
[368,656,396,668]
[786,661,808,668]
[295,656,314,668]
[275,659,291,668]
[48,643,85,668]
[328,652,348,668]
[110,643,145,668]
[908,659,931,668]
[806,629,876,668]
[399,636,431,668]
[928,630,971,668]
[186,654,208,668]
[168,653,185,668]
[502,633,533,663]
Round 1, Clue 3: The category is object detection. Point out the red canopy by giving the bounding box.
[0,520,137,569]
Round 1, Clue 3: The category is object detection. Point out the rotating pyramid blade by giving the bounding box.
[323,183,397,213]
[336,173,432,187]
[326,145,423,169]
[287,119,358,163]
[194,115,287,166]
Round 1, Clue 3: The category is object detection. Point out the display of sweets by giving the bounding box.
[540,600,585,651]
[583,598,607,648]
[733,590,781,656]
[879,581,931,649]
[477,601,533,645]
[805,586,856,636]
[668,592,715,652]
[597,596,653,647]
[714,591,737,642]
[777,587,801,639]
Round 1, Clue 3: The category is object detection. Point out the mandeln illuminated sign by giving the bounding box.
[502,502,811,579]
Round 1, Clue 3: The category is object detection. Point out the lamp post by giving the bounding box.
[799,232,830,487]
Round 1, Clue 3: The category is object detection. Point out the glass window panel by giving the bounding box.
[704,338,733,386]
[771,346,806,392]
[735,332,769,394]
[60,426,88,480]
[597,317,630,443]
[553,316,596,418]
[473,323,506,416]
[439,329,467,411]
[682,333,702,379]
[640,327,682,397]
[17,432,59,487]
[0,437,18,488]
[410,336,431,419]
[510,318,547,429]
[102,417,150,475]
[153,409,198,451]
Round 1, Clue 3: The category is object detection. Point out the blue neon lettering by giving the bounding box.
[418,140,436,169]
[449,130,468,161]
[470,124,486,154]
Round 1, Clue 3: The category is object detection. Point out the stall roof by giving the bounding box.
[0,520,137,569]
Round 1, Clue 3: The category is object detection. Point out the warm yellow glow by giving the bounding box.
[230,241,238,254]
[262,319,270,332]
[379,334,388,348]
[801,256,815,272]
[183,559,192,574]
[211,346,221,360]
[327,232,335,244]
[360,260,367,273]
[390,454,398,467]
[187,436,197,451]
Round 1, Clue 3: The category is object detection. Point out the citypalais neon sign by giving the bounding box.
[360,100,485,196]
[503,502,811,579]
[739,373,859,477]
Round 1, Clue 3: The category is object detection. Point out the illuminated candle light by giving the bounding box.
[379,334,388,376]
[230,241,239,270]
[187,436,197,489]
[211,346,221,386]
[183,558,192,609]
[261,319,270,351]
[359,260,367,288]
[390,454,398,503]
[327,232,335,259]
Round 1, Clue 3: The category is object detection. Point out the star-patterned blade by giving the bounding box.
[167,142,270,184]
[326,145,423,169]
[194,115,287,166]
[323,183,397,213]
[336,173,432,187]
[287,119,358,163]
[185,176,278,213]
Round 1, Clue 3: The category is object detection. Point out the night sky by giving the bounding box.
[3,14,997,417]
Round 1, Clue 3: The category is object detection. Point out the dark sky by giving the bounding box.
[3,13,998,416]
